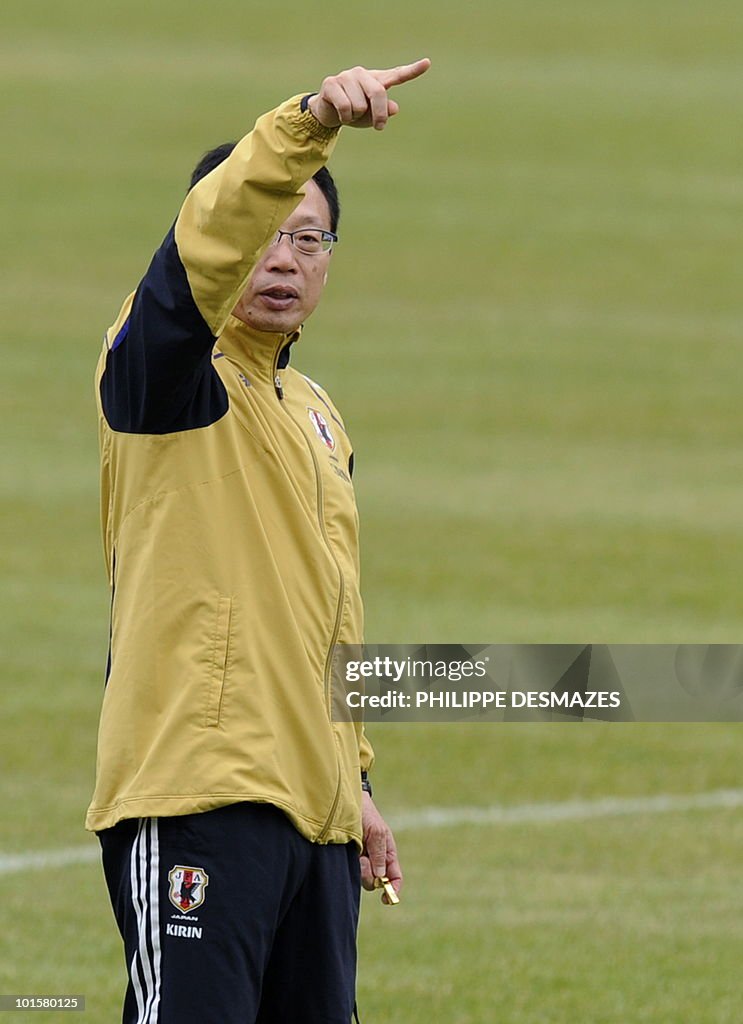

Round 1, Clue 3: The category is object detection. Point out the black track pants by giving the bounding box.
[99,802,361,1023]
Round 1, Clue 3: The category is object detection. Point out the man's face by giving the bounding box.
[232,180,333,334]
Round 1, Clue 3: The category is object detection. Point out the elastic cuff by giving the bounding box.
[290,95,339,142]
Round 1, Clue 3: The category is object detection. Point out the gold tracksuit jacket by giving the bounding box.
[86,95,373,846]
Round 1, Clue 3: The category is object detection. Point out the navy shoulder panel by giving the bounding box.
[100,224,228,434]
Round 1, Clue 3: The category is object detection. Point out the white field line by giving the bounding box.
[3,788,743,877]
[0,845,100,874]
[388,788,743,830]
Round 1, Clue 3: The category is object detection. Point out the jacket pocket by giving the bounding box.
[205,596,233,727]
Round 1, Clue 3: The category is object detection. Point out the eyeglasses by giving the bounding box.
[271,228,338,255]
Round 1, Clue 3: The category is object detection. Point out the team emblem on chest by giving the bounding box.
[168,865,209,914]
[307,408,335,452]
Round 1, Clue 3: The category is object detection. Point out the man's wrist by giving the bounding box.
[291,94,338,142]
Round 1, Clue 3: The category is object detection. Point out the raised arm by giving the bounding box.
[99,61,431,435]
[99,97,338,433]
[177,57,431,337]
[173,57,431,338]
[175,98,339,339]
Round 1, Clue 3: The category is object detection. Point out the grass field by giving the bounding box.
[2,0,743,1020]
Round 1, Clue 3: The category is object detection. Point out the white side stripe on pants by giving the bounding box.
[149,819,162,1020]
[129,819,162,1024]
[129,822,145,1022]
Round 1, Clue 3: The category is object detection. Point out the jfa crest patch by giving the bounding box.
[168,865,209,914]
[307,408,335,452]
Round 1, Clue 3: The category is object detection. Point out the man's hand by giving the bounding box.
[308,59,431,131]
[360,791,403,903]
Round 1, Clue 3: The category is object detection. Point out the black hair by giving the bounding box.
[188,143,340,233]
[189,142,237,189]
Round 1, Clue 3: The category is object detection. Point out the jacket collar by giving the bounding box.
[217,316,302,381]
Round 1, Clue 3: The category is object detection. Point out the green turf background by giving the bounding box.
[1,0,742,1020]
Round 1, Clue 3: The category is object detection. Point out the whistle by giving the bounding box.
[373,875,400,905]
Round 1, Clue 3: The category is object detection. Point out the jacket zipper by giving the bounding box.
[272,348,346,841]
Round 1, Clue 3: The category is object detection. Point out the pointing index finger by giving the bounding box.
[373,57,432,90]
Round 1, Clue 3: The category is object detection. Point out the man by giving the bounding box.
[87,58,431,1024]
